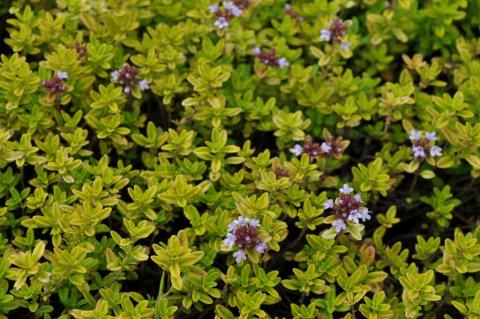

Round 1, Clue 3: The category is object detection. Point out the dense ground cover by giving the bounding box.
[0,0,479,318]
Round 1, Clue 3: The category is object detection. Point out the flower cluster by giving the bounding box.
[111,63,149,94]
[284,4,303,22]
[223,217,267,263]
[320,18,351,51]
[409,130,442,160]
[209,1,249,29]
[252,47,289,69]
[289,134,348,160]
[324,184,371,233]
[41,70,68,96]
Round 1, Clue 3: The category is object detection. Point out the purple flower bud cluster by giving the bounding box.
[290,135,346,160]
[223,216,267,263]
[41,70,68,96]
[252,47,289,69]
[111,63,149,95]
[409,130,442,160]
[320,18,351,51]
[209,1,250,30]
[324,184,371,234]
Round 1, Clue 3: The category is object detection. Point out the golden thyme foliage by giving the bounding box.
[0,0,479,318]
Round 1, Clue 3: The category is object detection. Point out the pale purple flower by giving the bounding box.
[277,57,289,69]
[354,194,362,203]
[339,41,351,51]
[320,28,331,42]
[426,131,437,141]
[409,129,443,160]
[223,1,242,16]
[327,185,371,235]
[139,79,150,91]
[209,4,219,13]
[284,3,292,10]
[228,216,245,231]
[290,144,303,156]
[252,47,261,55]
[227,221,238,232]
[255,242,267,253]
[324,199,334,209]
[223,233,236,249]
[320,142,332,153]
[214,17,229,29]
[110,70,120,81]
[409,130,422,141]
[332,219,347,233]
[412,146,426,159]
[224,216,266,263]
[233,250,247,263]
[248,218,261,228]
[339,183,354,195]
[349,208,371,223]
[430,145,442,157]
[358,208,371,222]
[111,64,146,95]
[347,209,361,223]
[57,70,68,79]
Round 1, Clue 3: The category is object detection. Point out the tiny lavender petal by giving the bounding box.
[358,208,371,222]
[57,70,68,79]
[324,199,334,209]
[208,4,219,13]
[277,57,289,69]
[290,144,303,156]
[255,242,267,253]
[347,210,361,223]
[214,17,229,29]
[340,41,351,51]
[320,142,332,153]
[248,219,261,228]
[430,145,442,157]
[111,70,120,81]
[320,29,331,42]
[333,219,347,233]
[233,250,247,263]
[412,146,426,159]
[425,131,437,141]
[223,1,242,16]
[354,194,362,203]
[139,79,150,91]
[409,130,422,141]
[223,233,236,249]
[339,184,354,195]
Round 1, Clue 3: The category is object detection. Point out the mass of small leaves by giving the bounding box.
[0,0,479,318]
